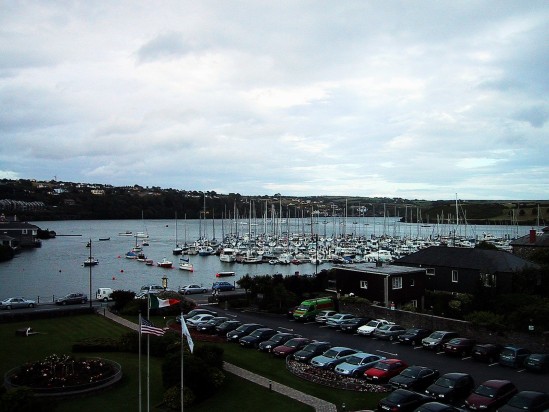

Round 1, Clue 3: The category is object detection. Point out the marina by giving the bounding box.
[0,217,534,302]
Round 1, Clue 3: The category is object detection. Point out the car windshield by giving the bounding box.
[401,367,420,378]
[249,329,265,337]
[285,339,303,348]
[436,377,455,388]
[448,339,461,345]
[501,349,515,357]
[507,395,534,409]
[474,385,497,398]
[387,391,413,403]
[378,325,391,331]
[406,329,419,334]
[430,332,444,339]
[374,362,392,371]
[301,344,319,354]
[345,355,366,365]
[322,349,340,359]
[366,320,378,327]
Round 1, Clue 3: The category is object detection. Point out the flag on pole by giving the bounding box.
[180,317,194,353]
[140,317,166,336]
[149,295,180,309]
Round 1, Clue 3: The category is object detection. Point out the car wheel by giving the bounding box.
[62,301,67,305]
[488,356,495,363]
[28,303,34,308]
[103,297,108,302]
[435,344,442,352]
[81,299,86,304]
[6,305,11,310]
[411,340,417,346]
[389,335,394,341]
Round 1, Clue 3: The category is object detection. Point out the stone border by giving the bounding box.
[286,358,390,393]
[4,358,122,398]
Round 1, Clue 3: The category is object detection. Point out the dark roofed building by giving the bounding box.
[510,227,549,260]
[394,246,537,295]
[334,263,426,310]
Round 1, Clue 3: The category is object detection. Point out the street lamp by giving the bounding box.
[162,274,168,290]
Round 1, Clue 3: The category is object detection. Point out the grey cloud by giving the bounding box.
[136,31,189,63]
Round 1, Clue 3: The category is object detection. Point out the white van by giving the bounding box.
[96,287,113,302]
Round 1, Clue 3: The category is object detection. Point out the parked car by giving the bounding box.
[357,319,392,336]
[140,284,164,294]
[499,345,531,368]
[272,337,312,357]
[443,338,476,357]
[186,313,215,328]
[195,317,230,334]
[340,317,372,334]
[499,391,549,412]
[315,310,338,324]
[425,373,475,406]
[239,328,278,348]
[215,320,242,335]
[523,353,549,373]
[389,366,440,392]
[471,343,502,364]
[334,352,385,378]
[259,333,300,352]
[465,379,518,411]
[373,324,407,341]
[378,389,431,412]
[292,341,332,363]
[398,328,432,346]
[422,331,459,351]
[365,359,409,383]
[326,313,355,328]
[226,323,264,342]
[55,293,87,305]
[211,281,235,292]
[414,401,464,412]
[179,284,208,295]
[182,308,217,321]
[0,297,36,310]
[310,346,358,369]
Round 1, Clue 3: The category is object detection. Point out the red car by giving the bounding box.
[443,338,476,357]
[465,380,518,411]
[272,338,312,358]
[364,358,408,383]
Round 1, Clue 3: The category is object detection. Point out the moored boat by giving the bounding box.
[179,257,194,272]
[216,271,235,277]
[83,257,99,266]
[157,257,173,268]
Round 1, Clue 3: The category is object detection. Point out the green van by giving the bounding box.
[293,297,335,321]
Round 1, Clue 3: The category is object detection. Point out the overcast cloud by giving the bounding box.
[1,1,548,200]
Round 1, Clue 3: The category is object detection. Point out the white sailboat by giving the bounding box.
[173,212,183,255]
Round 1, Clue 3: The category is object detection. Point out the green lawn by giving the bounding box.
[0,314,386,411]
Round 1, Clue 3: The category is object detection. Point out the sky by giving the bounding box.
[1,1,548,200]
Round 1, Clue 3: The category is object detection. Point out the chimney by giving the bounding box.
[529,229,536,243]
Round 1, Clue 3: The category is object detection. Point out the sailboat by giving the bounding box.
[173,212,183,255]
[178,257,194,272]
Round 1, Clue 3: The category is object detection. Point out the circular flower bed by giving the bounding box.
[5,354,122,397]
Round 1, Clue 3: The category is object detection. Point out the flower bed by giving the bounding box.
[286,358,391,392]
[4,354,122,397]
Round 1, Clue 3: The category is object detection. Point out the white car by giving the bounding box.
[179,284,208,295]
[186,314,215,327]
[357,319,392,336]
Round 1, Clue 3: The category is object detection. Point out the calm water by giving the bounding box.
[0,218,529,302]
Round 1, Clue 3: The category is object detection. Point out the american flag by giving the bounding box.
[140,317,165,336]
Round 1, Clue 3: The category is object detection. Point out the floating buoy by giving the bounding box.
[117,255,121,258]
[59,270,62,273]
[112,276,116,280]
[120,269,124,273]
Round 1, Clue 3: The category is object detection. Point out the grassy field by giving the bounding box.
[0,314,385,411]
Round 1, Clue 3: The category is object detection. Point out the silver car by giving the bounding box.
[0,297,36,310]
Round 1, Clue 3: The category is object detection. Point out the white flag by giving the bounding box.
[181,317,194,353]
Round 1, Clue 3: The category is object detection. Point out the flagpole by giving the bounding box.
[147,294,150,412]
[138,312,142,412]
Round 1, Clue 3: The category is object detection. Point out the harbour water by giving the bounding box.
[0,218,530,302]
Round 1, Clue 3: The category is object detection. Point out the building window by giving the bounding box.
[451,270,458,283]
[392,276,402,290]
[426,268,435,276]
[410,299,418,308]
[481,273,496,287]
[410,279,415,287]
[360,280,368,289]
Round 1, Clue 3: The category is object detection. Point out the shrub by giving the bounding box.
[464,311,505,332]
[111,290,136,311]
[72,337,121,352]
[162,385,195,410]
